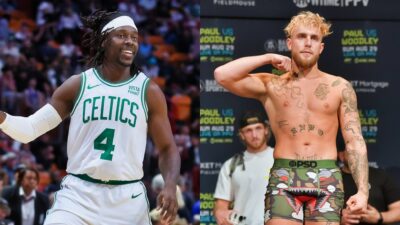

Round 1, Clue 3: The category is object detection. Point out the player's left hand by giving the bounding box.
[346,191,368,213]
[157,184,178,224]
[360,204,381,224]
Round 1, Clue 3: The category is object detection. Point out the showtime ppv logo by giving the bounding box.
[293,0,370,8]
[264,39,289,53]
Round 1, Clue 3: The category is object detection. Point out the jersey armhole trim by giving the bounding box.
[70,72,86,116]
[141,77,150,121]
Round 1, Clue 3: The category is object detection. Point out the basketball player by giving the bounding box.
[214,11,368,225]
[0,11,180,225]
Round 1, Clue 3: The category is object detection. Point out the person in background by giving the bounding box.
[214,111,274,225]
[0,197,13,225]
[2,167,49,225]
[337,137,400,225]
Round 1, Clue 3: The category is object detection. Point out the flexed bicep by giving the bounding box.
[214,54,287,100]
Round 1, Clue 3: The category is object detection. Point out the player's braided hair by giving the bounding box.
[81,10,139,74]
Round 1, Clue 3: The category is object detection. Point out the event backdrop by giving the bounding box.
[200,1,400,224]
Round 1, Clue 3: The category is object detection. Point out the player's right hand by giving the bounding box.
[214,209,233,225]
[269,54,291,72]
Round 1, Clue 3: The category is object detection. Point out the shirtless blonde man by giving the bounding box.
[214,11,368,225]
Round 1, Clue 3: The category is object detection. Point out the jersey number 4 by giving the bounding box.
[94,128,115,161]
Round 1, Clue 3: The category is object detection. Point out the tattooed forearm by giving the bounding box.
[314,83,330,100]
[346,139,369,195]
[342,83,358,113]
[344,120,361,134]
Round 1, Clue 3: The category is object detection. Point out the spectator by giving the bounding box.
[338,139,400,225]
[2,167,49,225]
[214,111,274,225]
[0,197,13,225]
[23,78,44,115]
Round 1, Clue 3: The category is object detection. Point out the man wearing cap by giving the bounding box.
[214,111,274,225]
[0,10,180,225]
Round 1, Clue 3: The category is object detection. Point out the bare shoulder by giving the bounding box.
[324,74,352,90]
[323,74,357,103]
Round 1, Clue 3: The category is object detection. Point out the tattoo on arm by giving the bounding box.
[342,83,357,113]
[331,78,341,87]
[344,120,361,134]
[346,142,369,195]
[314,83,330,100]
[340,81,368,194]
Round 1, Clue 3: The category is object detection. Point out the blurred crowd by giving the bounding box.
[0,0,200,224]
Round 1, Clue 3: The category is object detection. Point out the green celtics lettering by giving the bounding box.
[82,95,138,127]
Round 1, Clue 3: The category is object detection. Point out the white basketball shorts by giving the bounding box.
[44,175,151,225]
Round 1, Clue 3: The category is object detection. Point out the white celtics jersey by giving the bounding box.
[67,68,150,181]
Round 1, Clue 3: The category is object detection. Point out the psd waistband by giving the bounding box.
[273,159,338,169]
[70,173,140,185]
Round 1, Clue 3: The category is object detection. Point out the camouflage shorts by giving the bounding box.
[264,159,344,222]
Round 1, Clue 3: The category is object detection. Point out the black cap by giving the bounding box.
[238,111,268,129]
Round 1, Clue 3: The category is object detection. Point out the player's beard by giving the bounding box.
[292,51,319,69]
[245,135,267,151]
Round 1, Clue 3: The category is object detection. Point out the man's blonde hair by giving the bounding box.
[284,11,332,38]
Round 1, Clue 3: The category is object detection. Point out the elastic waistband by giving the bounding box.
[69,173,140,185]
[273,159,338,169]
